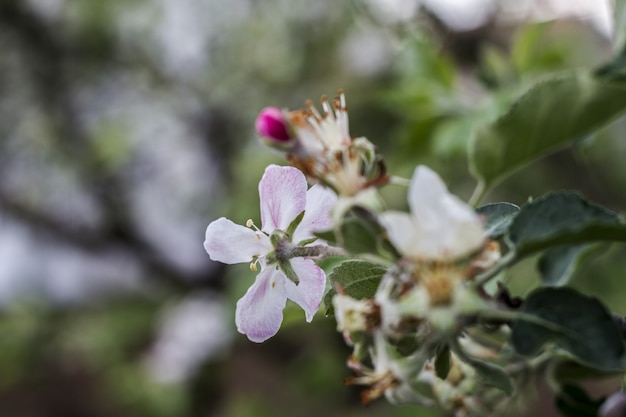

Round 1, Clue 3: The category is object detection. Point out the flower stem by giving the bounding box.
[468,180,487,208]
[290,244,346,259]
[472,251,515,288]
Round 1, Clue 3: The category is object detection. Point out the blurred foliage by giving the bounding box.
[0,0,625,416]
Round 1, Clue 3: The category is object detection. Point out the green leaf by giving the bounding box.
[555,384,604,417]
[537,244,601,287]
[469,72,626,191]
[473,360,514,396]
[324,260,386,314]
[476,202,520,238]
[511,287,625,370]
[434,344,451,380]
[315,207,400,258]
[507,191,626,258]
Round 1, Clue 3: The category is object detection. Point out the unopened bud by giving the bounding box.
[255,107,293,146]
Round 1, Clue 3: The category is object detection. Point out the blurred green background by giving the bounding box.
[0,0,624,416]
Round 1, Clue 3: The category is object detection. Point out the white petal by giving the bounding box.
[379,211,421,258]
[282,257,326,322]
[259,165,308,233]
[408,166,449,224]
[293,184,337,243]
[235,266,288,343]
[204,217,272,264]
[405,166,485,259]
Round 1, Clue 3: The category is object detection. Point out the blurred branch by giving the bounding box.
[0,187,225,292]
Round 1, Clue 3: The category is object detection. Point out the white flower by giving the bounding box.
[333,294,379,333]
[204,164,336,342]
[380,166,485,261]
[265,90,388,197]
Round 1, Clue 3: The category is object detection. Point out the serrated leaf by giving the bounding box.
[469,72,626,191]
[537,244,601,287]
[511,287,625,371]
[324,260,386,315]
[476,202,520,238]
[507,191,626,258]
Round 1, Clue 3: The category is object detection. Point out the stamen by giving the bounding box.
[249,256,260,272]
[246,219,262,233]
[321,95,334,120]
[306,99,323,122]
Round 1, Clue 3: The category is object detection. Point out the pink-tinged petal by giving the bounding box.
[293,184,337,243]
[235,266,288,343]
[259,165,308,233]
[283,257,326,322]
[204,217,272,264]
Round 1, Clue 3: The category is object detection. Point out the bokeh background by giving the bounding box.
[1,0,625,416]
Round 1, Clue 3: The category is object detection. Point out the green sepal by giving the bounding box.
[296,237,318,247]
[279,260,300,286]
[285,210,305,241]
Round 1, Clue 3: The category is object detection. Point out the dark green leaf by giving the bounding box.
[555,384,604,417]
[469,72,626,190]
[476,202,520,238]
[507,191,626,258]
[553,360,623,382]
[316,207,400,258]
[538,244,601,286]
[512,287,625,370]
[324,260,386,315]
[595,43,626,82]
[434,344,451,380]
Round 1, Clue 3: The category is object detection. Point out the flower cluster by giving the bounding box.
[204,90,570,416]
[255,90,388,197]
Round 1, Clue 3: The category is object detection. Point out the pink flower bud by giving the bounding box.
[255,107,292,144]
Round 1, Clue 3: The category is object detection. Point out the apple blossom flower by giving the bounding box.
[346,332,434,405]
[255,90,389,197]
[379,165,485,262]
[204,164,336,342]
